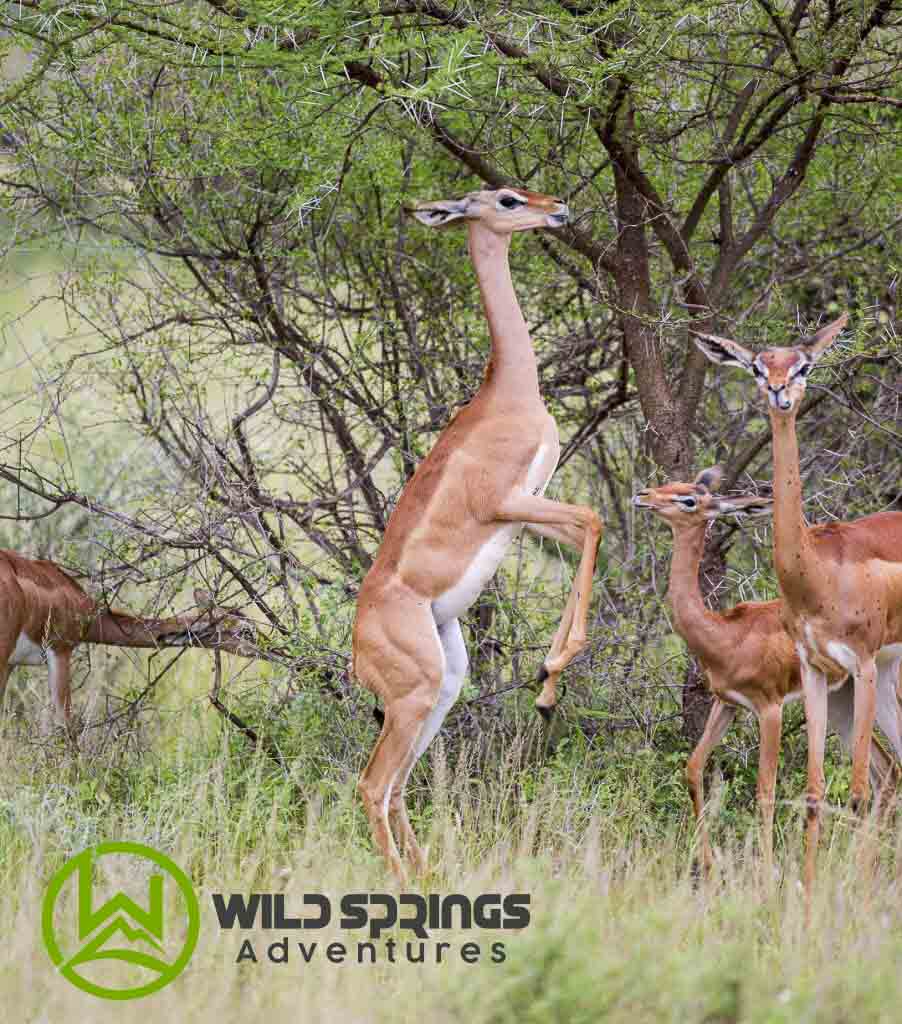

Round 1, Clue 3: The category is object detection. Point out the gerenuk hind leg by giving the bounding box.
[387,618,468,874]
[354,603,446,880]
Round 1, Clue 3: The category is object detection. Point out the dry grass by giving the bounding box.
[1,694,901,1024]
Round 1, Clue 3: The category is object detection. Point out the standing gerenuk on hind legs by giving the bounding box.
[352,188,603,881]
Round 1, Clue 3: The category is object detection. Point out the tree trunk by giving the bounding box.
[467,590,502,694]
[611,132,693,479]
[610,108,712,740]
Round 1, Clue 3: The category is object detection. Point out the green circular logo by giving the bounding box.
[42,841,200,1000]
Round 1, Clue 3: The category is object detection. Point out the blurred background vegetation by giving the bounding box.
[0,7,899,1018]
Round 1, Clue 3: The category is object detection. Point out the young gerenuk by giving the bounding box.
[634,468,900,879]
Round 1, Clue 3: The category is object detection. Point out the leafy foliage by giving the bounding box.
[0,3,899,772]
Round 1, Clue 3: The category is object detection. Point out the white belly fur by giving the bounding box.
[432,523,521,623]
[10,632,46,667]
[432,443,555,625]
[876,642,902,664]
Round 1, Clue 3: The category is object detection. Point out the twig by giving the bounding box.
[208,651,287,772]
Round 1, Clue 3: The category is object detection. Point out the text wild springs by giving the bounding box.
[213,891,531,966]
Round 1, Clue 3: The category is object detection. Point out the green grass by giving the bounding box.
[1,684,901,1024]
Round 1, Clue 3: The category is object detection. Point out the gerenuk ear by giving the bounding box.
[712,495,774,519]
[410,197,470,228]
[694,466,723,493]
[691,331,756,371]
[801,312,848,362]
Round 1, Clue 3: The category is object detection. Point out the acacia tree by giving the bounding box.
[0,0,899,739]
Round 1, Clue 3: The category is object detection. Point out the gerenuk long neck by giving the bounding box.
[667,525,725,666]
[467,223,540,398]
[768,409,817,600]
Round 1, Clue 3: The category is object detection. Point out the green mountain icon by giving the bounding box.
[65,915,170,974]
